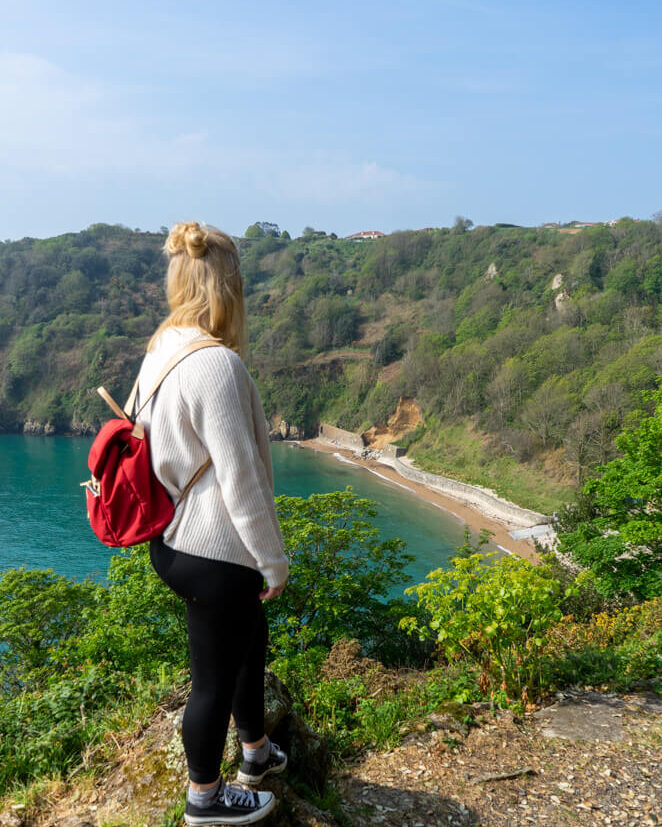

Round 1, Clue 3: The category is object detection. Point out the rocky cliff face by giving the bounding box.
[268,414,311,441]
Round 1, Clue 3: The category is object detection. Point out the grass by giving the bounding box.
[407,419,574,514]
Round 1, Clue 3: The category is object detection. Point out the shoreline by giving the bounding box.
[290,437,542,564]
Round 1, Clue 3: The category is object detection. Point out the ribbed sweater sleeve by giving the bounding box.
[183,347,289,588]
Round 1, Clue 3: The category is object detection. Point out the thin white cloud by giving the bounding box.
[0,52,244,177]
[0,51,434,207]
[0,49,443,243]
[262,158,434,205]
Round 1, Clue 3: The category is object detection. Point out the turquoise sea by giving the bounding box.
[0,435,472,588]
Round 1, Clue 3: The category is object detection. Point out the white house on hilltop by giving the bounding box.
[345,230,386,241]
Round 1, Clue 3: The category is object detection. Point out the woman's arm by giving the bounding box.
[183,347,289,589]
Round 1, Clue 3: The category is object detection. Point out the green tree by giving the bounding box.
[453,216,473,234]
[520,376,575,448]
[0,569,96,693]
[267,488,414,654]
[643,254,662,297]
[604,259,640,294]
[362,381,397,426]
[245,223,266,239]
[72,545,188,673]
[555,389,662,600]
[309,295,359,349]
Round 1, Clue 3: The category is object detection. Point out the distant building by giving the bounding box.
[345,230,386,241]
[542,220,604,231]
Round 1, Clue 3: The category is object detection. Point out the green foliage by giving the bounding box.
[268,488,414,656]
[309,295,359,349]
[643,254,662,297]
[542,598,662,692]
[0,546,187,793]
[556,389,662,601]
[6,326,44,385]
[0,568,96,693]
[3,220,662,501]
[68,545,188,674]
[360,381,397,427]
[371,323,408,365]
[408,417,572,514]
[245,223,266,238]
[1,483,661,797]
[400,553,563,697]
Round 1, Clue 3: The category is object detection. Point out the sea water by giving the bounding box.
[0,435,471,587]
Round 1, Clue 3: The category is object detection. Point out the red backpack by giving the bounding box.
[81,339,222,547]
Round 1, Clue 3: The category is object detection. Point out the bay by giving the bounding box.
[0,435,471,588]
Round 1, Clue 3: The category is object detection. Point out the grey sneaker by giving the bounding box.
[236,741,288,785]
[184,781,275,825]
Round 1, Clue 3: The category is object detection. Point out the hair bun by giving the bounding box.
[165,221,209,259]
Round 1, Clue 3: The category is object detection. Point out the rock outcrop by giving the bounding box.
[22,420,56,436]
[9,671,333,827]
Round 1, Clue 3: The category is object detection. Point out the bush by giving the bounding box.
[555,389,662,601]
[0,568,96,694]
[542,598,662,691]
[400,552,563,700]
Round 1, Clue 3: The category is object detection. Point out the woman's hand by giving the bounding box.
[259,580,287,601]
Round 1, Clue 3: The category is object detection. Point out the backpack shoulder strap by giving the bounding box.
[176,457,212,507]
[130,338,226,420]
[124,375,140,420]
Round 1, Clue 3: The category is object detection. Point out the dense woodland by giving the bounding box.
[2,219,662,510]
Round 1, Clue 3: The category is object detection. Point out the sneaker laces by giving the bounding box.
[223,782,257,809]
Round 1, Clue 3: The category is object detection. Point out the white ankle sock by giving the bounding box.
[188,777,222,807]
[242,735,270,763]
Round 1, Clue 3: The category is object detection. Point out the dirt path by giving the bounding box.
[335,693,662,826]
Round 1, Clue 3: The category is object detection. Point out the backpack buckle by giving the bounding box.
[80,476,101,497]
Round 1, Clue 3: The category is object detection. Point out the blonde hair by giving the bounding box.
[147,221,248,358]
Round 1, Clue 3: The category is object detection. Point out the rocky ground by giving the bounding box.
[335,690,662,827]
[1,656,660,827]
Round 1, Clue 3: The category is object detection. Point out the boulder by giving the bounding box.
[427,701,474,739]
[272,711,331,793]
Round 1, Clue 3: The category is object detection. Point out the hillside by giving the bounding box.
[2,219,662,510]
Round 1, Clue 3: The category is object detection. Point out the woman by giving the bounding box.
[135,221,289,825]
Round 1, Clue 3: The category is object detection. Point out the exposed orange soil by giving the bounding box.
[362,396,422,450]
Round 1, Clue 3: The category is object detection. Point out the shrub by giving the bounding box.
[542,598,662,691]
[400,552,563,699]
[0,568,96,694]
[555,389,662,601]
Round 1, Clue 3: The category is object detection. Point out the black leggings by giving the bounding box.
[149,536,268,783]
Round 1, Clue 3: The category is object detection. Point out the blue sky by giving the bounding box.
[1,0,661,240]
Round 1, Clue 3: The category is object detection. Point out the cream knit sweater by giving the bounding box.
[134,326,289,588]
